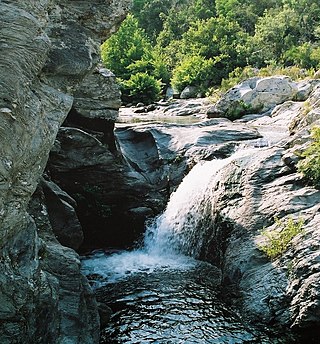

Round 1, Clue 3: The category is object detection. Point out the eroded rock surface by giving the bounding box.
[197,85,320,340]
[0,0,130,343]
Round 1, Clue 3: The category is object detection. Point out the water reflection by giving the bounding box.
[85,259,275,344]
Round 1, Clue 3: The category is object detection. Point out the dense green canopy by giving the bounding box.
[101,0,320,102]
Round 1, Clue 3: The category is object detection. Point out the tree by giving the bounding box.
[131,0,171,42]
[282,0,320,41]
[284,43,320,69]
[101,14,152,80]
[251,6,300,66]
[215,0,280,33]
[171,55,216,92]
[177,16,249,84]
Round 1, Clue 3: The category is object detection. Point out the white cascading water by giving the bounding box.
[81,146,258,285]
[144,146,258,257]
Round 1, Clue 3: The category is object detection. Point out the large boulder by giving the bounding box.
[180,86,199,99]
[67,68,121,151]
[207,76,298,120]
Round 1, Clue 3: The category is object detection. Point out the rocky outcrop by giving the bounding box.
[198,83,320,340]
[207,76,298,119]
[0,0,130,343]
[67,68,121,151]
[48,93,261,250]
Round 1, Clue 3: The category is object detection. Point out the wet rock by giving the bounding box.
[197,97,320,339]
[48,126,164,250]
[42,179,83,250]
[133,106,147,113]
[98,302,113,329]
[163,99,206,116]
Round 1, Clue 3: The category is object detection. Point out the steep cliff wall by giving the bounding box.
[0,1,130,343]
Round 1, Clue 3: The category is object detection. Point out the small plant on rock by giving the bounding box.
[259,217,304,260]
[297,126,320,187]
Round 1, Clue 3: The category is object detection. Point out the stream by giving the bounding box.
[81,145,292,343]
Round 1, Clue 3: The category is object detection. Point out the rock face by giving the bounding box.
[207,76,298,119]
[197,82,320,340]
[68,67,121,151]
[0,1,130,343]
[49,112,261,249]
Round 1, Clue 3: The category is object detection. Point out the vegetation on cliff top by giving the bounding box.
[101,0,320,103]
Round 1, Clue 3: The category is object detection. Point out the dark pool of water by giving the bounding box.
[90,261,291,344]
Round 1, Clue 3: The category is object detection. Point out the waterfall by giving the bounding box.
[82,146,258,284]
[144,147,257,258]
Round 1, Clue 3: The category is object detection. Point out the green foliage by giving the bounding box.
[225,99,260,121]
[175,16,249,86]
[297,126,320,187]
[132,0,171,42]
[101,14,165,103]
[282,0,320,41]
[251,6,300,66]
[216,0,281,33]
[102,0,320,99]
[259,217,304,260]
[101,14,151,80]
[284,43,320,69]
[171,55,215,92]
[121,72,161,104]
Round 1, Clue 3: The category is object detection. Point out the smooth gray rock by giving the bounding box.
[207,76,298,119]
[195,94,320,338]
[73,68,121,121]
[180,86,198,99]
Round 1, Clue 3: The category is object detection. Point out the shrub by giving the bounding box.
[259,217,304,260]
[284,43,320,69]
[121,72,161,104]
[171,55,216,92]
[101,14,152,80]
[297,126,320,187]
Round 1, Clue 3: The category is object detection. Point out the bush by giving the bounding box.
[259,217,304,260]
[101,14,152,80]
[297,126,320,187]
[121,72,161,104]
[171,55,216,92]
[284,42,320,69]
